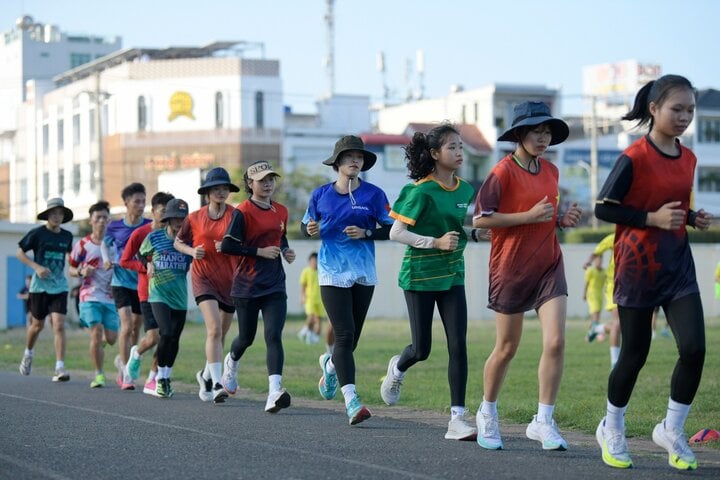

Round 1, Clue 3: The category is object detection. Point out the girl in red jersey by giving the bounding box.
[220,161,297,413]
[175,167,239,404]
[473,101,581,451]
[594,75,711,471]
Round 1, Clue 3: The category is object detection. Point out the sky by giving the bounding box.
[3,0,719,115]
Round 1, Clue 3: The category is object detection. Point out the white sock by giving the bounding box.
[450,406,466,420]
[537,403,554,422]
[325,357,336,375]
[610,347,620,367]
[148,370,157,381]
[24,348,34,357]
[341,384,357,407]
[605,399,626,431]
[208,362,222,385]
[131,348,141,360]
[158,366,170,379]
[665,398,691,431]
[326,343,334,355]
[269,374,282,393]
[480,398,498,416]
[299,326,308,336]
[167,367,173,379]
[55,360,64,370]
[202,362,212,381]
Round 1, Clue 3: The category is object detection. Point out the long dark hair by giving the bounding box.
[623,74,695,130]
[404,123,460,180]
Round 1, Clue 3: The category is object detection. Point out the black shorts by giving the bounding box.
[112,286,141,315]
[140,301,159,331]
[29,292,68,319]
[195,294,235,314]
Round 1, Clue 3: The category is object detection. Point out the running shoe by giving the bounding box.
[318,352,337,400]
[143,378,159,396]
[52,367,70,382]
[380,355,403,406]
[90,373,105,388]
[196,369,213,402]
[445,412,478,441]
[114,354,123,386]
[222,353,238,395]
[652,420,697,470]
[586,321,599,343]
[264,389,291,413]
[120,378,135,390]
[126,345,141,380]
[476,410,503,450]
[156,378,173,398]
[596,417,633,469]
[19,353,32,375]
[346,396,371,426]
[526,415,568,451]
[213,383,228,404]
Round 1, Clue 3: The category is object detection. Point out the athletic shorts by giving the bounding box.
[29,291,68,319]
[140,301,159,331]
[79,302,120,331]
[587,294,603,315]
[112,286,141,315]
[195,294,235,314]
[304,299,326,317]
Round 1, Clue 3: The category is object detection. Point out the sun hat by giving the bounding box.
[246,161,280,181]
[497,101,569,146]
[37,197,73,223]
[323,135,377,171]
[197,167,240,194]
[161,198,189,222]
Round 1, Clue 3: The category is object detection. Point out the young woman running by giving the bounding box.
[473,101,581,451]
[175,167,239,404]
[301,135,393,425]
[379,124,481,441]
[594,74,710,471]
[220,161,296,413]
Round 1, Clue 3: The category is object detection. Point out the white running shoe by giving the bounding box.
[19,353,32,375]
[596,417,633,469]
[264,389,291,413]
[445,411,478,441]
[52,367,70,382]
[196,369,212,402]
[380,355,403,406]
[212,383,229,404]
[222,353,239,395]
[652,420,697,470]
[476,410,503,450]
[526,415,568,451]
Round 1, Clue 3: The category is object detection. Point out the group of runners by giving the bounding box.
[15,74,709,471]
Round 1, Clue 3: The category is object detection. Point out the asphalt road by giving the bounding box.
[1,371,718,479]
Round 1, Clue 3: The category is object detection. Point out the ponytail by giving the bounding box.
[404,122,460,180]
[622,74,695,130]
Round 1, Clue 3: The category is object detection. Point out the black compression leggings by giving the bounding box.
[608,293,705,407]
[151,303,187,368]
[230,292,287,375]
[320,284,375,386]
[398,286,468,406]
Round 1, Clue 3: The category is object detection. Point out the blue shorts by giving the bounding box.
[79,302,120,331]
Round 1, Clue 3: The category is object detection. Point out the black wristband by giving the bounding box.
[471,229,478,242]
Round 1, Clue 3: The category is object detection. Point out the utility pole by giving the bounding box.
[590,95,599,229]
[94,71,104,200]
[324,0,335,97]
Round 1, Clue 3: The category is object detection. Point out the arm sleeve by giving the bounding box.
[120,229,146,273]
[389,218,435,249]
[221,210,258,257]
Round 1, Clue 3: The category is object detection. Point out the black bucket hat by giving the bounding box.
[323,135,377,171]
[198,167,240,195]
[497,101,569,146]
[37,197,73,223]
[161,198,189,222]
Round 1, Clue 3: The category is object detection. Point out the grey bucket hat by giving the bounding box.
[497,101,569,146]
[161,198,189,222]
[323,135,377,171]
[198,167,240,194]
[37,197,74,223]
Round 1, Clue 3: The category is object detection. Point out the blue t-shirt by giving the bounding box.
[105,217,151,289]
[18,226,73,294]
[302,181,392,287]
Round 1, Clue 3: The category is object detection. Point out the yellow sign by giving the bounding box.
[168,91,195,121]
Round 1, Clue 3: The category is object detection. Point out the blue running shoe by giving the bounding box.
[318,353,338,400]
[346,396,371,426]
[127,346,141,380]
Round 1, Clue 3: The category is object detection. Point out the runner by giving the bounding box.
[139,198,193,398]
[379,124,481,441]
[69,201,118,388]
[298,252,327,346]
[473,101,581,451]
[301,135,394,425]
[119,191,174,396]
[594,74,710,471]
[220,161,296,413]
[175,167,238,404]
[17,197,75,382]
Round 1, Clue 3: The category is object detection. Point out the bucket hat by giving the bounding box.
[161,198,189,222]
[197,167,240,194]
[37,197,73,223]
[497,101,569,146]
[246,161,280,181]
[323,135,377,171]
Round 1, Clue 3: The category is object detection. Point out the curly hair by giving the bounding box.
[404,123,460,180]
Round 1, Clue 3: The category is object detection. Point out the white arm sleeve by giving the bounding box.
[389,218,436,249]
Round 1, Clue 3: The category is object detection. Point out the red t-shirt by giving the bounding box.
[177,205,237,307]
[119,223,153,302]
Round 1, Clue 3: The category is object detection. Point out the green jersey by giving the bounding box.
[139,228,192,310]
[390,176,474,291]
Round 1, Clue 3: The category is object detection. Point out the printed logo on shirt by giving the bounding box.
[456,203,468,209]
[351,205,370,211]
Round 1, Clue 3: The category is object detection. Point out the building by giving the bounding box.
[10,42,282,221]
[691,89,720,213]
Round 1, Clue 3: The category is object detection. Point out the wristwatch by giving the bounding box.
[365,229,373,238]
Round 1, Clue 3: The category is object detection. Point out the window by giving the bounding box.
[70,53,91,68]
[57,120,64,151]
[42,124,49,155]
[215,92,224,128]
[698,117,720,143]
[698,166,720,192]
[72,164,81,194]
[255,91,264,129]
[58,169,65,195]
[138,96,147,132]
[42,172,49,199]
[73,114,81,145]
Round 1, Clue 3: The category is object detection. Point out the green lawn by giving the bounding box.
[1,317,717,440]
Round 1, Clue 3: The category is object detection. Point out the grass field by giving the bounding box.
[1,316,717,440]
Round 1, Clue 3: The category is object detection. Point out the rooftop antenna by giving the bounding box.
[377,51,389,103]
[323,0,335,97]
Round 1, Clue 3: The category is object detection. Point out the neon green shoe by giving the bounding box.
[90,373,106,388]
[596,418,633,468]
[652,420,697,470]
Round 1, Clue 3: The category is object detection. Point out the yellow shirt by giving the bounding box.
[300,266,321,304]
